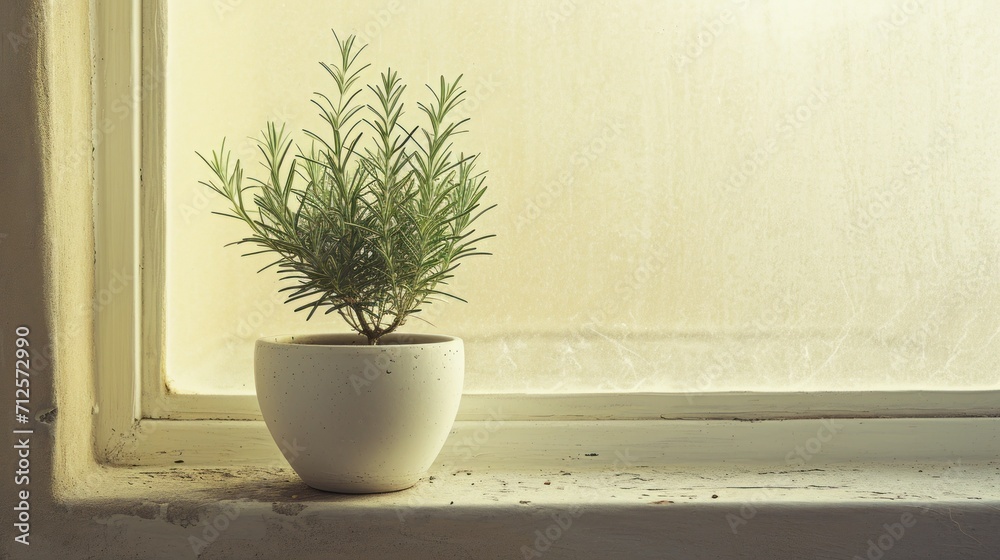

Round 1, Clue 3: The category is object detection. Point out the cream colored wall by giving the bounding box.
[38,0,97,496]
[1,0,97,547]
[165,0,1000,393]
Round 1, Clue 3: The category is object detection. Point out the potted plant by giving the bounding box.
[198,31,494,493]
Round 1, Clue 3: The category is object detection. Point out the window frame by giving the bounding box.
[93,0,1000,467]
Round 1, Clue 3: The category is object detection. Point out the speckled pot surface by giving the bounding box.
[255,333,464,493]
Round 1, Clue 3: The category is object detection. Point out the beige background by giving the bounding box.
[165,0,1000,394]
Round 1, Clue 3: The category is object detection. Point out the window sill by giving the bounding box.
[61,420,1000,559]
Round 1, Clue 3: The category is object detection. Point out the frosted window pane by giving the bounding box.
[164,0,1000,394]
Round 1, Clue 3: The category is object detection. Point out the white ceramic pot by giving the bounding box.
[255,333,464,493]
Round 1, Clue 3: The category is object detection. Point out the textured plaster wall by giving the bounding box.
[1,0,56,557]
[2,0,96,557]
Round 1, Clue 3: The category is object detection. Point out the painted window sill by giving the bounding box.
[65,460,1000,559]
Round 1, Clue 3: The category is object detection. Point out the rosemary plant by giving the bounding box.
[199,32,494,345]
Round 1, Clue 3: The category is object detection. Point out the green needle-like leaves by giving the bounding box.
[198,31,495,345]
